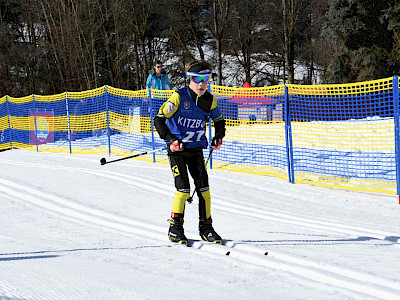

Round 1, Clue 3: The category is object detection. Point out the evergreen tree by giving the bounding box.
[381,0,400,75]
[0,0,23,96]
[323,0,399,83]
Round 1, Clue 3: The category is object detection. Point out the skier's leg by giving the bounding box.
[186,149,210,219]
[187,149,221,243]
[167,152,190,243]
[168,152,190,214]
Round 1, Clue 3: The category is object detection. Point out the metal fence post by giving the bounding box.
[6,95,12,150]
[105,85,111,156]
[149,88,156,163]
[208,83,213,169]
[32,94,39,152]
[284,85,294,183]
[393,76,400,203]
[65,91,72,154]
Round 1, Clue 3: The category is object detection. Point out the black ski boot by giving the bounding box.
[199,218,222,244]
[168,217,188,244]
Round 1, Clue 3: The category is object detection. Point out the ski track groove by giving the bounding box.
[0,260,142,300]
[2,158,398,244]
[1,165,400,299]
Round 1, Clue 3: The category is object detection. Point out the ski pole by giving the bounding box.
[100,146,167,165]
[187,148,213,204]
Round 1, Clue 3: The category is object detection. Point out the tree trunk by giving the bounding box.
[26,3,37,94]
[214,1,223,85]
[244,46,251,84]
[133,32,141,90]
[282,0,295,84]
[39,0,66,90]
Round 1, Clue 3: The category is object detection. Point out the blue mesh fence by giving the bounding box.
[1,77,400,195]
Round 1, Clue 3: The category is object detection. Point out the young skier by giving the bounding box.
[154,60,226,244]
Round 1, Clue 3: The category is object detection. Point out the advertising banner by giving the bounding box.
[30,110,54,145]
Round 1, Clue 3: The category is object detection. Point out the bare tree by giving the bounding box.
[167,0,208,62]
[281,0,296,83]
[227,0,266,85]
[201,0,232,85]
[0,0,333,96]
[128,0,156,89]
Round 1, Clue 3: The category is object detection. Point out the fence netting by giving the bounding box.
[209,84,287,179]
[0,77,397,194]
[287,78,395,193]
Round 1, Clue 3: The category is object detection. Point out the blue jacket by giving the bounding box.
[146,69,171,90]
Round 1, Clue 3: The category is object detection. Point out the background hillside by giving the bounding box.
[2,0,400,97]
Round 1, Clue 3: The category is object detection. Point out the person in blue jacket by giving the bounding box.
[145,60,171,90]
[154,60,226,245]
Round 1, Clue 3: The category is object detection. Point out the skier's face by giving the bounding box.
[189,77,209,96]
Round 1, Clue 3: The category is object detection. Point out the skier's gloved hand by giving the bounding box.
[211,137,222,150]
[170,139,184,152]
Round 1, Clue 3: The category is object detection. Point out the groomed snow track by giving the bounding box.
[1,158,400,299]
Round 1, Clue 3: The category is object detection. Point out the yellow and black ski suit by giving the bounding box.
[154,87,225,219]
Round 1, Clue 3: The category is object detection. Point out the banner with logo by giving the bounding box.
[30,110,54,145]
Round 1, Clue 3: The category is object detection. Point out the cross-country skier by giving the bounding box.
[154,60,226,244]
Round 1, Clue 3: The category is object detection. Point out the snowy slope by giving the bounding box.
[1,149,400,300]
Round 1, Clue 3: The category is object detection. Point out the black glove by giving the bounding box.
[169,139,184,152]
[211,137,222,149]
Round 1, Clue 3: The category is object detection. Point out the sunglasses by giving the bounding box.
[155,65,162,68]
[189,74,211,84]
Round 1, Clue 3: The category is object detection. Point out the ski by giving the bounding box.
[185,239,269,257]
[179,239,230,254]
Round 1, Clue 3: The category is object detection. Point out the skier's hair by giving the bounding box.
[154,59,163,66]
[185,60,213,73]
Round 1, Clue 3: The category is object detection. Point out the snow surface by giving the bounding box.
[1,149,400,300]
